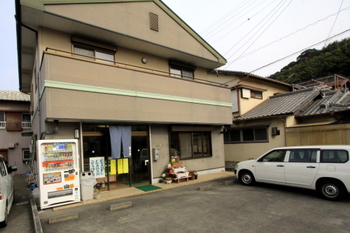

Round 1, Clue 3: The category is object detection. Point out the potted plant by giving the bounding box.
[165,177,172,184]
[101,180,107,189]
[94,183,102,199]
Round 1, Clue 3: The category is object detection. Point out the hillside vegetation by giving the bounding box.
[268,38,350,84]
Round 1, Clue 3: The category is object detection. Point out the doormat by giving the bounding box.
[123,181,143,185]
[135,185,162,192]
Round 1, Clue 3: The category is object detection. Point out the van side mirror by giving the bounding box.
[8,166,17,174]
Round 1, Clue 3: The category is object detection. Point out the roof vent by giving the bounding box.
[149,13,159,32]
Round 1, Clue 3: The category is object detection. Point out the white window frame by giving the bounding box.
[74,43,115,64]
[170,66,194,80]
[22,149,31,161]
[0,112,5,129]
[22,113,31,129]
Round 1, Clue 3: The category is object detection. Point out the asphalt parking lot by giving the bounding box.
[4,176,350,233]
[41,178,350,233]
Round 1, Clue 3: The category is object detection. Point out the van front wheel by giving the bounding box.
[239,171,256,186]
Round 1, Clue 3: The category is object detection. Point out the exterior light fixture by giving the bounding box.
[74,128,80,139]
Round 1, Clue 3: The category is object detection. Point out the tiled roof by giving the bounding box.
[211,70,292,87]
[298,91,350,117]
[238,87,320,120]
[0,90,30,102]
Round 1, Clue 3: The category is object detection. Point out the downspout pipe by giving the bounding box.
[40,120,59,139]
[15,0,38,92]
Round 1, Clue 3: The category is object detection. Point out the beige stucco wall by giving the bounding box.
[207,72,290,116]
[150,125,225,182]
[224,118,286,162]
[238,78,290,115]
[44,2,217,62]
[40,54,232,125]
[38,27,216,83]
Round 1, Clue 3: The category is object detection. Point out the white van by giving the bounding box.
[0,154,17,227]
[234,145,350,201]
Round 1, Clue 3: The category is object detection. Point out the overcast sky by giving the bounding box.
[1,0,350,91]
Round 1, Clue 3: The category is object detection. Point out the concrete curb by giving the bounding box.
[197,185,213,191]
[109,201,133,211]
[49,212,79,224]
[223,180,234,185]
[30,198,43,233]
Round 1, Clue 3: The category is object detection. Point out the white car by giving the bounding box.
[0,154,17,227]
[234,145,350,201]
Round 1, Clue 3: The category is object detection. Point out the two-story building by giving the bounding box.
[225,75,350,167]
[207,70,292,170]
[16,0,232,190]
[0,90,32,174]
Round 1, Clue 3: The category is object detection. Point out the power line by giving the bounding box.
[227,1,292,61]
[199,0,249,36]
[225,0,292,63]
[210,0,276,45]
[203,1,255,36]
[223,0,287,57]
[324,0,344,46]
[248,29,350,74]
[225,6,350,62]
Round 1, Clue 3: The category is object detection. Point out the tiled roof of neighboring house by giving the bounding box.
[295,75,349,90]
[297,91,350,117]
[237,87,321,121]
[211,70,292,87]
[0,90,30,102]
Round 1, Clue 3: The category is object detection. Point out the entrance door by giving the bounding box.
[82,124,150,190]
[131,135,149,186]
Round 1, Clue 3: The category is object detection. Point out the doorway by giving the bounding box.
[82,124,150,190]
[131,135,149,186]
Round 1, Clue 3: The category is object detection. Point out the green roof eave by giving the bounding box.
[20,0,152,11]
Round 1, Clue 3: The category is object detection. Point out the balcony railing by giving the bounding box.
[22,122,32,129]
[0,122,31,130]
[45,48,228,88]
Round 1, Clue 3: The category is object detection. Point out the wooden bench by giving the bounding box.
[172,176,190,183]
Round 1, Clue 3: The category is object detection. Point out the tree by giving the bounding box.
[268,38,350,84]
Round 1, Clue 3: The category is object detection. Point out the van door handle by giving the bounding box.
[277,165,284,167]
[307,166,316,168]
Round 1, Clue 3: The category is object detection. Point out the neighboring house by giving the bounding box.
[207,70,292,170]
[16,0,232,188]
[226,76,350,167]
[0,90,32,174]
[292,74,349,91]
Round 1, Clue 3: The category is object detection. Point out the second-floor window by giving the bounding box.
[22,113,31,129]
[169,61,195,80]
[0,112,5,129]
[74,43,115,64]
[251,90,263,99]
[241,88,263,99]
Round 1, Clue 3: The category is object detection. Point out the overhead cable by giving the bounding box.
[211,0,276,44]
[248,29,350,74]
[224,0,292,59]
[227,6,350,61]
[324,0,344,46]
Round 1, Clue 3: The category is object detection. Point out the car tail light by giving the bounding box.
[0,188,2,200]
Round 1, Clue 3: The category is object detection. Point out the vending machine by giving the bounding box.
[37,139,81,209]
